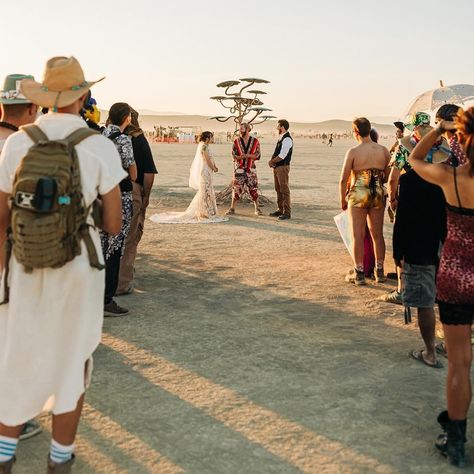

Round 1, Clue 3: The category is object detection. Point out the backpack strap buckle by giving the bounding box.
[14,191,36,209]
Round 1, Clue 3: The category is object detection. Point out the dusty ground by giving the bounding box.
[16,139,467,473]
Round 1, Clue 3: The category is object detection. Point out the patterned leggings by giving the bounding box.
[232,171,259,202]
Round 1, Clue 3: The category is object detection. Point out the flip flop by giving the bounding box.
[409,349,444,369]
[435,342,448,358]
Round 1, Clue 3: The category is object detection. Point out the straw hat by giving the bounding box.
[20,57,104,110]
[0,74,35,104]
[401,124,450,164]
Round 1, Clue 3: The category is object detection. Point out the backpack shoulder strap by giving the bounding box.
[20,124,49,144]
[66,127,99,147]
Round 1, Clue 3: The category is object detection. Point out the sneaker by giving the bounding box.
[19,420,42,441]
[375,268,386,283]
[104,300,129,317]
[278,214,291,220]
[380,290,403,305]
[255,207,263,216]
[345,269,366,286]
[269,210,282,217]
[225,208,235,216]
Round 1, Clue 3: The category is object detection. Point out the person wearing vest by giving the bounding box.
[226,122,262,216]
[269,119,293,220]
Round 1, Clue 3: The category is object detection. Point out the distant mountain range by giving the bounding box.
[99,111,396,135]
[136,114,396,135]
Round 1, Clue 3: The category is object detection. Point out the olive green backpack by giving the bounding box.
[2,124,105,303]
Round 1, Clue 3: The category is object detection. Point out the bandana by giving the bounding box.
[446,136,467,167]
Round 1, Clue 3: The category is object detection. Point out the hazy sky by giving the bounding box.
[1,0,473,122]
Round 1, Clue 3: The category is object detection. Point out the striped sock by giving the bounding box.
[50,439,74,464]
[0,435,18,462]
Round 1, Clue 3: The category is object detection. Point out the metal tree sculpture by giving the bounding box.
[210,78,276,204]
[210,78,276,131]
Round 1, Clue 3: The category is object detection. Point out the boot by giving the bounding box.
[445,420,466,468]
[0,458,15,474]
[46,455,75,474]
[435,411,467,455]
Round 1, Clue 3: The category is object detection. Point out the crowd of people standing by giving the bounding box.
[0,53,472,472]
[0,57,157,473]
[340,110,474,468]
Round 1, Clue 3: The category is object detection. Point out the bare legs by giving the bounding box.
[444,324,473,420]
[228,196,260,215]
[51,393,85,445]
[367,207,386,266]
[418,308,437,365]
[349,206,385,270]
[348,207,368,268]
[0,393,84,446]
[0,423,23,439]
[0,362,88,450]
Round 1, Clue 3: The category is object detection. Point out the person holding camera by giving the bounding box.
[409,107,474,468]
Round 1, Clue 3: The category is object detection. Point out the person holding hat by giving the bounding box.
[0,57,125,473]
[392,112,450,369]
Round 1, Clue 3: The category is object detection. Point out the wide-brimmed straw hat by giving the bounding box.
[20,56,104,110]
[0,74,35,104]
[401,124,450,164]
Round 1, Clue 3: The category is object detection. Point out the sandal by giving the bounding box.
[435,342,448,358]
[225,208,235,215]
[409,349,443,369]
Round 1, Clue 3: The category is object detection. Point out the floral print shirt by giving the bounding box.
[102,124,135,171]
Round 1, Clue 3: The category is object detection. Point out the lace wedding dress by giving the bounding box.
[150,142,228,224]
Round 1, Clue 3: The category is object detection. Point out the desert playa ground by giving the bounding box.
[17,139,464,473]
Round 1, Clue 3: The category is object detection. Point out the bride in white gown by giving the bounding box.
[150,132,228,224]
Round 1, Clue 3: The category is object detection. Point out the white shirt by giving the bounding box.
[278,134,293,160]
[0,113,126,425]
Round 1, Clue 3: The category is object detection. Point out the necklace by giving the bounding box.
[0,121,19,132]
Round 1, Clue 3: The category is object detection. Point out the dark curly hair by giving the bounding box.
[456,107,474,176]
[436,103,461,122]
[199,131,214,142]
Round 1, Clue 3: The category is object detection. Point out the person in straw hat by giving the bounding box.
[0,57,125,473]
[392,112,450,370]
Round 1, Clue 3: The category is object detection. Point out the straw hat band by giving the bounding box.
[40,82,90,92]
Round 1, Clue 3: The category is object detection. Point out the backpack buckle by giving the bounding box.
[14,191,36,209]
[58,195,71,205]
